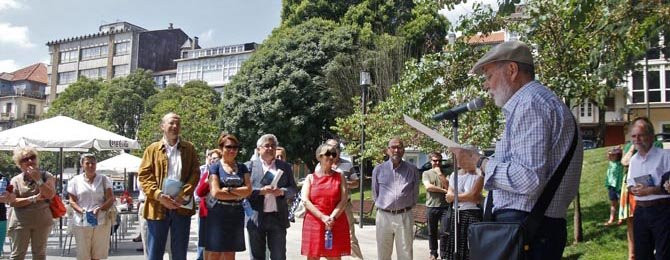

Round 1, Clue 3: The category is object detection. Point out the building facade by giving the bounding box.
[0,63,48,130]
[173,42,257,92]
[45,21,191,102]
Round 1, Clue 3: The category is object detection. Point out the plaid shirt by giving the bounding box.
[484,81,583,219]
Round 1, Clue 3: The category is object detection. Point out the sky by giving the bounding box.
[0,0,497,73]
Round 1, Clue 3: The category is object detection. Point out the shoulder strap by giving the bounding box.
[524,117,579,239]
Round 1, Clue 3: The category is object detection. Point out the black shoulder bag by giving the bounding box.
[467,122,578,260]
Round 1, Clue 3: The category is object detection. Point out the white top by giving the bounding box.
[164,138,182,181]
[450,172,482,210]
[67,173,113,227]
[261,159,279,212]
[626,147,670,201]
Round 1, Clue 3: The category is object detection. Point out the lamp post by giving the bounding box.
[359,71,370,228]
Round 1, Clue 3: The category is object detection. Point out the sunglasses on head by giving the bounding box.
[20,154,36,163]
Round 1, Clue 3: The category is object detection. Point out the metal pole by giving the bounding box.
[359,83,367,228]
[644,44,650,118]
[451,116,460,260]
[59,148,63,248]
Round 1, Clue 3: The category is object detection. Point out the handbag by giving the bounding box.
[49,195,67,218]
[468,121,578,260]
[102,176,118,223]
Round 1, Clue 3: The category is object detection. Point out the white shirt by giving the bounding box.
[626,146,670,201]
[67,173,113,227]
[262,159,279,212]
[164,138,182,181]
[450,172,482,210]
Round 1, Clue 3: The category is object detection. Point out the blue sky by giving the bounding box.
[0,0,496,73]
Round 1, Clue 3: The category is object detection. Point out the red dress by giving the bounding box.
[301,172,351,257]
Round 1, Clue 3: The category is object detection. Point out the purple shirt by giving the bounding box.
[372,160,420,210]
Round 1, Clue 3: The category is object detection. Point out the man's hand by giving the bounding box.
[448,147,480,173]
[630,184,658,197]
[0,192,15,204]
[93,206,101,216]
[158,194,180,209]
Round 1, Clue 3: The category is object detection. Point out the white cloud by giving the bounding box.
[439,0,499,26]
[0,59,20,73]
[197,29,215,47]
[0,0,22,12]
[0,22,35,48]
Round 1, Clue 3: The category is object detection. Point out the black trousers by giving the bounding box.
[427,206,449,258]
[633,203,670,260]
[247,212,287,260]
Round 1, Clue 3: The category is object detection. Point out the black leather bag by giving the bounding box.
[468,123,578,260]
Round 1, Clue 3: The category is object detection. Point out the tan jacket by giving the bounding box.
[138,139,200,220]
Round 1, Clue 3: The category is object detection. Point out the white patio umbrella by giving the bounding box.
[0,115,141,247]
[97,152,142,190]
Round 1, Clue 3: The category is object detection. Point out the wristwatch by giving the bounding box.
[227,187,232,193]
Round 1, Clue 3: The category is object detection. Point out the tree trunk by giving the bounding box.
[573,194,583,243]
[596,106,607,147]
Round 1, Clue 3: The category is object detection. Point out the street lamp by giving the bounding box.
[359,71,370,228]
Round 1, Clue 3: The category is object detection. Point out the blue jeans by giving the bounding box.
[633,204,670,260]
[146,210,191,260]
[493,209,567,260]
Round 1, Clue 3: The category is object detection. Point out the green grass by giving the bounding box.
[350,148,628,259]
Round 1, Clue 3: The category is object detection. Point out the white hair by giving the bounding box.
[256,134,279,148]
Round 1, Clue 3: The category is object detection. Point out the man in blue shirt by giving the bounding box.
[450,41,583,260]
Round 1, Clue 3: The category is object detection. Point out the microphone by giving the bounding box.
[432,98,485,121]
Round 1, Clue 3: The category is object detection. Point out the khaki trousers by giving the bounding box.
[73,221,112,260]
[9,225,52,260]
[345,201,364,259]
[375,209,414,260]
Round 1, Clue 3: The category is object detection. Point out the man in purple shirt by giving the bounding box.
[372,138,420,260]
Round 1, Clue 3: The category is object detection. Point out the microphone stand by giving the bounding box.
[451,115,461,260]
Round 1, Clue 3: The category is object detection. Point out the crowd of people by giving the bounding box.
[1,40,669,260]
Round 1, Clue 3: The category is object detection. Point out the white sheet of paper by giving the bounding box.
[270,169,283,188]
[403,115,462,148]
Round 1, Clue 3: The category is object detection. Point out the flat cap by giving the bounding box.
[470,40,534,75]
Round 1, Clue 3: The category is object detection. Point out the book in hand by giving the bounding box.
[86,211,98,226]
[634,174,654,186]
[163,178,183,198]
[261,171,275,186]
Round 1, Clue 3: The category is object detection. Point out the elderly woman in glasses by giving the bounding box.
[301,144,350,259]
[8,147,56,260]
[67,154,116,260]
[205,133,252,260]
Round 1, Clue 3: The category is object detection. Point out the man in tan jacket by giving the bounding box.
[138,112,200,260]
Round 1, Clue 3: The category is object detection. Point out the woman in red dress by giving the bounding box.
[301,144,350,259]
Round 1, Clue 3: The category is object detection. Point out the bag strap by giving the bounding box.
[524,118,579,239]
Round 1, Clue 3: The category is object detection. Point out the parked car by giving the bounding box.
[418,159,453,175]
[583,140,596,150]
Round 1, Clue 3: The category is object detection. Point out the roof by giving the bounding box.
[466,31,506,45]
[0,63,48,84]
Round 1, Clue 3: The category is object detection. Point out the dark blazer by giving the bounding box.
[245,158,297,228]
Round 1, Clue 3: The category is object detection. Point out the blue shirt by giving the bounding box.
[372,160,420,210]
[484,81,583,218]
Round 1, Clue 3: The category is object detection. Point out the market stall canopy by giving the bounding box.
[97,152,141,173]
[0,116,140,151]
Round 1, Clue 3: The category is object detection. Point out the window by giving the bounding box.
[59,50,78,63]
[605,97,615,111]
[663,123,670,133]
[5,103,12,113]
[57,71,77,84]
[81,45,108,60]
[113,65,129,78]
[27,104,36,115]
[632,71,645,103]
[114,42,130,56]
[79,67,107,79]
[648,70,661,102]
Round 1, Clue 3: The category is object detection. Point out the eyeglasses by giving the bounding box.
[20,155,36,163]
[224,145,239,150]
[261,144,277,149]
[211,157,220,160]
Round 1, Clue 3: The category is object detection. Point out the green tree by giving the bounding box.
[137,80,221,158]
[100,69,157,139]
[46,77,109,129]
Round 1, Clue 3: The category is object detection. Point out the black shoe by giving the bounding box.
[136,248,144,252]
[132,237,142,242]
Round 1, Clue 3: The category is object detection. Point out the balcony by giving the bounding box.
[0,89,46,99]
[23,113,38,120]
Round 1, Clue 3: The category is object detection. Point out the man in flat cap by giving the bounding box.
[449,41,583,260]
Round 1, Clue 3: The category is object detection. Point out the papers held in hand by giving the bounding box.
[403,115,462,148]
[261,170,284,188]
[634,174,654,187]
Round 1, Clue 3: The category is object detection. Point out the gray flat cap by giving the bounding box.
[470,40,534,75]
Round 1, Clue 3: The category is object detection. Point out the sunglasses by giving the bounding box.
[321,151,337,158]
[223,145,239,150]
[431,159,441,162]
[20,155,36,163]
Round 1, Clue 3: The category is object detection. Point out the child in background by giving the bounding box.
[604,147,623,226]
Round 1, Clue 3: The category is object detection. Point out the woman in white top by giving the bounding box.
[67,154,115,260]
[444,169,484,260]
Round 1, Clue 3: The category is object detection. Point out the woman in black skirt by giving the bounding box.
[206,134,252,260]
[444,168,484,260]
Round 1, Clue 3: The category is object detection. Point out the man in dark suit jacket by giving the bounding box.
[246,134,297,260]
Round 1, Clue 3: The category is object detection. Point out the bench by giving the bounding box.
[350,200,375,222]
[412,204,428,237]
